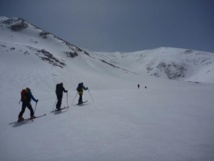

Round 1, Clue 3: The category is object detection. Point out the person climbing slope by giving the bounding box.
[76,82,88,104]
[55,82,68,110]
[18,87,38,122]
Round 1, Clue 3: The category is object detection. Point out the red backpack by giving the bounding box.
[21,89,29,102]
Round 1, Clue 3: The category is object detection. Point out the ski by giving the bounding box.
[31,113,46,120]
[75,100,88,106]
[51,106,69,112]
[9,114,46,125]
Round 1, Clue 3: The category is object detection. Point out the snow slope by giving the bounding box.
[92,48,214,83]
[0,17,214,161]
[0,17,139,94]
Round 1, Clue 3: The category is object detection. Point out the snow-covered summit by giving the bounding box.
[0,16,8,22]
[92,47,214,83]
[0,17,88,58]
[0,17,138,95]
[1,16,214,87]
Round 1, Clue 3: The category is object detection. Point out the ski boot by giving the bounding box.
[18,117,24,122]
[30,116,36,120]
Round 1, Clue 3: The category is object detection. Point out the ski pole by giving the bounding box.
[66,92,69,108]
[34,102,38,113]
[53,98,57,110]
[88,89,94,102]
[72,92,78,105]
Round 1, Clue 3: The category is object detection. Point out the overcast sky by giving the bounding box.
[0,0,214,52]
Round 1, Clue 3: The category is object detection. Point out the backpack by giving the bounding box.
[21,89,28,102]
[56,84,61,93]
[76,83,83,92]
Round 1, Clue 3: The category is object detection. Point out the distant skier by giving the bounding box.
[76,82,88,104]
[137,84,140,89]
[55,83,68,110]
[18,88,38,122]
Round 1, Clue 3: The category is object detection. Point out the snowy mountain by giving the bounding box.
[1,17,214,87]
[92,48,214,83]
[1,17,214,161]
[0,17,138,95]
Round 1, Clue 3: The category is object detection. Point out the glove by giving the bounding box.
[65,90,68,93]
[36,99,39,103]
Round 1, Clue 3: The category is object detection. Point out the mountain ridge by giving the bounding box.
[92,47,214,83]
[0,17,132,72]
[1,17,214,85]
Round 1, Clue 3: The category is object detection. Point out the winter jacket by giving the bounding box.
[22,90,37,103]
[76,83,88,95]
[56,83,67,96]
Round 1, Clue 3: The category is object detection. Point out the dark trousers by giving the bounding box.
[56,95,63,110]
[18,102,34,117]
[78,94,83,104]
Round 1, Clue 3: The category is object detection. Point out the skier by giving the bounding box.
[76,82,88,104]
[137,84,140,89]
[55,82,68,110]
[18,88,38,122]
